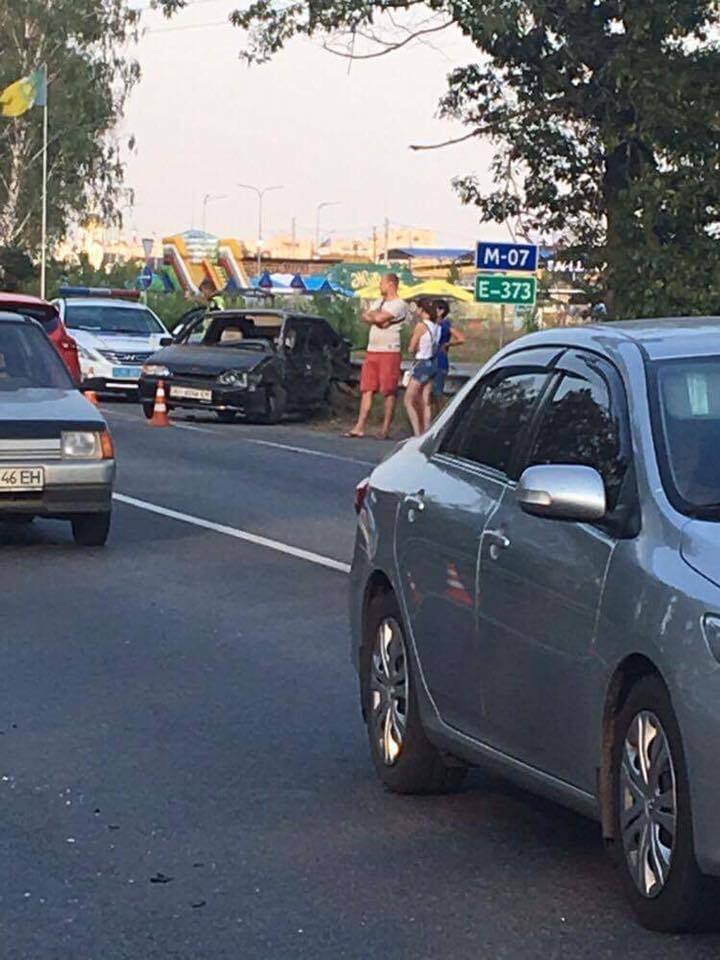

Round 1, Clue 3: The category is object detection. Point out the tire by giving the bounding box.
[611,674,720,932]
[260,387,285,425]
[216,410,238,423]
[360,591,467,794]
[71,512,111,547]
[142,402,154,420]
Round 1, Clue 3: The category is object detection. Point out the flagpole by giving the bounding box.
[40,66,48,299]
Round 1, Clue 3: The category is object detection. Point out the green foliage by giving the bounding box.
[0,247,36,291]
[197,0,720,318]
[0,0,140,253]
[15,254,143,297]
[307,294,367,348]
[147,291,197,331]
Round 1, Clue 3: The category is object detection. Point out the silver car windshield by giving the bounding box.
[655,358,720,514]
[0,324,73,391]
[65,304,163,335]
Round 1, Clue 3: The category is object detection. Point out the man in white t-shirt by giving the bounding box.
[345,273,408,439]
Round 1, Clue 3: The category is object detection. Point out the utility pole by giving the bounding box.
[40,74,48,299]
[383,217,390,264]
[372,226,377,263]
[237,183,284,276]
[202,193,228,233]
[315,201,340,258]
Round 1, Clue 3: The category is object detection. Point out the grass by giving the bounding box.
[304,382,415,439]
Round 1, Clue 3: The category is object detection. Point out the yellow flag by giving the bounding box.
[0,71,41,118]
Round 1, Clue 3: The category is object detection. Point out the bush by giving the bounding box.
[307,295,367,348]
[146,291,195,331]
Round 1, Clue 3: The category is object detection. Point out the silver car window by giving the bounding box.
[440,370,548,477]
[528,372,627,510]
[653,358,720,514]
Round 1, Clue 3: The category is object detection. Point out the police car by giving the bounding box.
[53,287,171,395]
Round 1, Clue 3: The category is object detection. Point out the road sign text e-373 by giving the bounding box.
[475,274,537,306]
[476,242,538,272]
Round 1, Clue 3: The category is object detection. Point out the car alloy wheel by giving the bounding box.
[619,710,677,899]
[369,617,408,766]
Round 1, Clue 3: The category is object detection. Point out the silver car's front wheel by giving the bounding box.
[612,675,720,933]
[620,710,677,898]
[369,617,408,766]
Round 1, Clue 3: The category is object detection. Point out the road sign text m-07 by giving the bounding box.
[475,275,537,306]
[476,242,538,272]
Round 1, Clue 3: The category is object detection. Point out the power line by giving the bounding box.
[133,0,227,10]
[145,18,229,33]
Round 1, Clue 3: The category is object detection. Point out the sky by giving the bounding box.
[120,1,508,249]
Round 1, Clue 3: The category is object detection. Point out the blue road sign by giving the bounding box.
[476,241,538,273]
[138,265,153,290]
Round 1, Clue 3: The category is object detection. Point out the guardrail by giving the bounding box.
[349,357,479,395]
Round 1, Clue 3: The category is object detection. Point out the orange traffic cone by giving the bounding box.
[148,379,171,427]
[84,390,100,407]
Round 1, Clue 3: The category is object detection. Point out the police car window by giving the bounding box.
[65,305,163,335]
[441,370,548,476]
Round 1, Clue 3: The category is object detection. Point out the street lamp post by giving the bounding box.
[237,183,284,276]
[202,193,228,232]
[315,201,340,258]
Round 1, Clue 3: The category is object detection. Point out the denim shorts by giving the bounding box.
[411,358,437,384]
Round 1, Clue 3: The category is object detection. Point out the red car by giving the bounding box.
[0,292,81,383]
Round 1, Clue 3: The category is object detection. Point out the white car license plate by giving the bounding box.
[112,366,142,379]
[170,386,212,402]
[0,466,44,492]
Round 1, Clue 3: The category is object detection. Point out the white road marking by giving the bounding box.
[113,493,351,574]
[170,420,376,466]
[237,435,376,466]
[167,421,214,435]
[102,408,377,468]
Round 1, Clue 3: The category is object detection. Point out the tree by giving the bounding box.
[0,0,140,255]
[0,246,36,290]
[163,0,720,318]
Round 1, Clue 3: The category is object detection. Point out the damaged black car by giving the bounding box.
[138,310,352,423]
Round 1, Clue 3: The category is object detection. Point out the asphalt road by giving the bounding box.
[3,404,720,959]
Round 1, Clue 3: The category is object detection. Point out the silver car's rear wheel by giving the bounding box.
[369,617,408,766]
[361,591,467,794]
[620,710,677,898]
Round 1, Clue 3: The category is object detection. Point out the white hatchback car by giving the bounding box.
[54,288,170,395]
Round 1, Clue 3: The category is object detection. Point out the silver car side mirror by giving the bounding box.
[516,465,607,522]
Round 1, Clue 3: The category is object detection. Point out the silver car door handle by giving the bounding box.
[485,529,511,551]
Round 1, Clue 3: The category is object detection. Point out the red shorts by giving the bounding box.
[360,352,402,397]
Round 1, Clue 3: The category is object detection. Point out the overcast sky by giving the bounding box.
[120,2,508,248]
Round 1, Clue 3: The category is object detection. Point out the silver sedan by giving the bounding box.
[350,317,720,932]
[0,312,115,546]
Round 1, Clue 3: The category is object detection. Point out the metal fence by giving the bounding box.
[349,357,479,395]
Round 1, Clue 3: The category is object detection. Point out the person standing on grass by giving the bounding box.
[431,298,465,420]
[345,273,408,439]
[404,297,442,437]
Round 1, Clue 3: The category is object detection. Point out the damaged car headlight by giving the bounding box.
[218,370,248,387]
